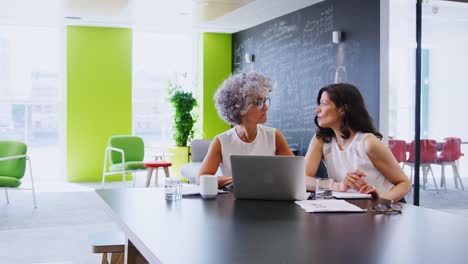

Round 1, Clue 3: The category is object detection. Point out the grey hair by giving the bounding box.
[214,72,272,125]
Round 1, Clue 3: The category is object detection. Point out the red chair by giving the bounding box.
[443,137,465,157]
[404,140,439,193]
[432,137,464,192]
[388,139,407,166]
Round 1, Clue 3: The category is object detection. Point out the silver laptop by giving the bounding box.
[230,155,308,201]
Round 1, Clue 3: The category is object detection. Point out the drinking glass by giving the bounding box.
[315,178,333,199]
[165,177,182,201]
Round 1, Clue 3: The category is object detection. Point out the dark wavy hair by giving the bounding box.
[314,83,382,143]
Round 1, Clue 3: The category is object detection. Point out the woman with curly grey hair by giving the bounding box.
[197,72,293,188]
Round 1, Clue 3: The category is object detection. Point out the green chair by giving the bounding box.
[102,135,146,187]
[0,141,37,208]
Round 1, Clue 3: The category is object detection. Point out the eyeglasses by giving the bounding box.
[251,97,270,109]
[371,203,403,215]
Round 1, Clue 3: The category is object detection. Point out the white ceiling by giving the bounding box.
[0,0,323,33]
[194,0,323,33]
[423,0,468,23]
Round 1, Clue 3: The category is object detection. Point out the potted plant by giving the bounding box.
[168,81,197,147]
[167,81,198,178]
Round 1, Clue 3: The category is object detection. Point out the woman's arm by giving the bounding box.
[197,137,232,187]
[275,129,294,156]
[363,135,411,201]
[304,136,325,192]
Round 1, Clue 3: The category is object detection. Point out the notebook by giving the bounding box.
[332,190,372,199]
[230,155,309,201]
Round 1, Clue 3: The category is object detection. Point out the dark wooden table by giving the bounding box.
[96,188,468,264]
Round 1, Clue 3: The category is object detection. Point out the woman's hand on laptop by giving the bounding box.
[218,176,233,188]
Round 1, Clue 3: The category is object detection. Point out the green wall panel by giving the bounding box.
[202,33,231,139]
[67,26,132,182]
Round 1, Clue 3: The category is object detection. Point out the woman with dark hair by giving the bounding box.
[305,83,410,201]
[198,72,293,188]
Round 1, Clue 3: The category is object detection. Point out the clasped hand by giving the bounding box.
[341,169,379,198]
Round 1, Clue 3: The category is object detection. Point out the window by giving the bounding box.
[0,25,63,182]
[132,32,195,154]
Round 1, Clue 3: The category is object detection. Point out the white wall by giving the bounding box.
[387,0,416,141]
[423,2,468,141]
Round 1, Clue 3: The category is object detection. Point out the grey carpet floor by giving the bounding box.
[0,190,120,264]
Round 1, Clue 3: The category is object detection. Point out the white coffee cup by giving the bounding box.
[200,175,218,198]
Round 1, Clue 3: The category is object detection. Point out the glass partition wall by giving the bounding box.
[389,0,468,216]
[418,0,468,214]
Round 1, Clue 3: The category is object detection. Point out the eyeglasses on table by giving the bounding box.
[370,202,403,215]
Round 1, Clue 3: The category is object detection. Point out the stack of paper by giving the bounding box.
[295,200,366,213]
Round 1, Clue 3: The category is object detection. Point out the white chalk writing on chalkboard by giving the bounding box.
[263,21,297,40]
[278,62,297,96]
[234,37,254,66]
[303,20,319,46]
[320,6,334,34]
[231,2,379,155]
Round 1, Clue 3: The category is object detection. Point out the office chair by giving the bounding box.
[404,139,439,193]
[102,135,146,187]
[0,141,37,208]
[389,139,407,167]
[432,137,464,192]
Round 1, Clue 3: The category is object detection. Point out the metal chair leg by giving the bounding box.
[27,157,37,208]
[453,163,464,191]
[427,166,438,193]
[422,166,427,190]
[441,164,447,192]
[5,189,9,204]
[122,168,127,187]
[432,167,438,193]
[102,149,109,187]
[453,163,460,189]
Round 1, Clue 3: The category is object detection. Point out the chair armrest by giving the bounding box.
[106,147,126,163]
[107,147,124,154]
[0,154,28,162]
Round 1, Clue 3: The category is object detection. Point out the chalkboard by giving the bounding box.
[233,0,380,155]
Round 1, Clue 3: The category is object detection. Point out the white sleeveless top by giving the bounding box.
[323,132,394,195]
[218,125,276,176]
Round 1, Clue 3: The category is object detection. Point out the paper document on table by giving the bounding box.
[182,184,228,196]
[295,200,366,213]
[333,190,372,199]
